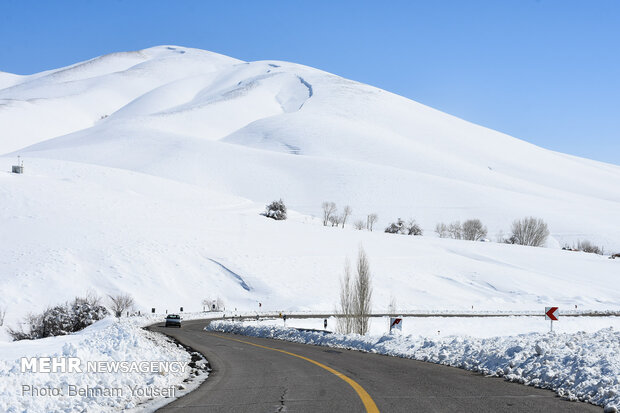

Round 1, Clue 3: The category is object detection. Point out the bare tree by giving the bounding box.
[496,230,506,243]
[366,213,378,231]
[353,247,373,335]
[448,221,462,239]
[322,202,337,226]
[108,293,135,318]
[435,223,449,238]
[462,219,487,241]
[509,217,549,247]
[336,259,354,334]
[84,290,103,307]
[336,247,373,335]
[341,205,352,228]
[0,306,6,327]
[354,219,365,230]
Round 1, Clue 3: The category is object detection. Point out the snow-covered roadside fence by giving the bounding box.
[207,320,619,411]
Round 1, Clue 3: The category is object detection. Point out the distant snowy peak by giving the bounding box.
[0,46,243,153]
[0,71,23,89]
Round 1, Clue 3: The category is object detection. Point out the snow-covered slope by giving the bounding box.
[3,46,619,248]
[1,46,619,328]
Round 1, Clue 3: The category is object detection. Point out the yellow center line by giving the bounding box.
[209,333,380,413]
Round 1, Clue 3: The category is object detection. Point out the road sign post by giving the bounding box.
[545,307,559,332]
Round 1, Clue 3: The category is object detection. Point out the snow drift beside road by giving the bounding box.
[208,320,620,411]
[0,318,208,413]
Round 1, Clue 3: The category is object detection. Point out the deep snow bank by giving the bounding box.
[0,318,208,412]
[207,320,619,411]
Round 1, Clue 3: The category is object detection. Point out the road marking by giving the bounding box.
[210,333,380,413]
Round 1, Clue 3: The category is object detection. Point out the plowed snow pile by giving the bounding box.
[208,320,620,411]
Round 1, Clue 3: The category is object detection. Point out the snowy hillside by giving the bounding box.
[1,46,619,328]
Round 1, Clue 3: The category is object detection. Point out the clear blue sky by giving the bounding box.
[1,0,618,165]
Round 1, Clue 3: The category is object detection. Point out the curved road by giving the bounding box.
[150,320,601,413]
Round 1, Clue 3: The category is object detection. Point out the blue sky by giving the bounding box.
[1,0,618,165]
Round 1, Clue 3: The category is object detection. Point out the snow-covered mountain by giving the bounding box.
[1,46,619,326]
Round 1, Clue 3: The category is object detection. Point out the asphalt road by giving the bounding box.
[150,319,601,413]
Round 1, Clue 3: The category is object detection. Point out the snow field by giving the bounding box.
[207,320,620,411]
[1,157,619,331]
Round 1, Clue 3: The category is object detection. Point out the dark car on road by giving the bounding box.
[165,314,182,328]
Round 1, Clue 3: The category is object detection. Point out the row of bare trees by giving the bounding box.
[563,240,606,255]
[436,217,550,247]
[321,202,378,231]
[321,202,550,248]
[435,219,488,241]
[202,297,226,311]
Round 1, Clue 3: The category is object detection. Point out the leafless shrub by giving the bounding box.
[462,219,488,241]
[341,206,352,228]
[354,219,365,230]
[406,219,423,236]
[321,202,337,226]
[435,223,449,238]
[509,217,549,247]
[328,214,341,227]
[366,213,378,231]
[385,218,406,234]
[108,293,135,318]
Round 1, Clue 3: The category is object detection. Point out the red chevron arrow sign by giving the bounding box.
[545,307,559,321]
[389,317,402,333]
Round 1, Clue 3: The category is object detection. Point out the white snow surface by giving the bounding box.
[208,320,620,411]
[1,46,619,335]
[0,316,209,413]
